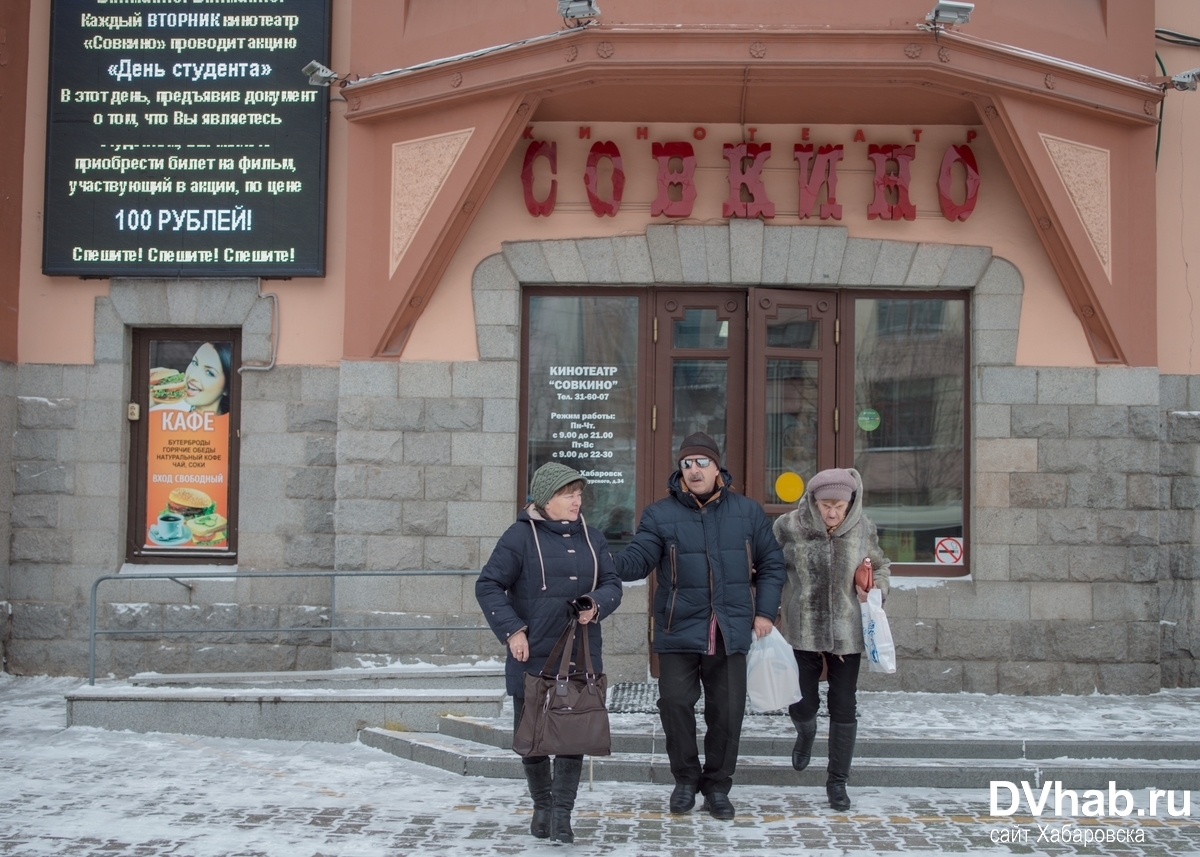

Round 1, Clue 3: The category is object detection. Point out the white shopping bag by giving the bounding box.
[860,588,897,674]
[746,626,803,712]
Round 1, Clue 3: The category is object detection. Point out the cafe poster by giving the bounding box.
[143,338,232,551]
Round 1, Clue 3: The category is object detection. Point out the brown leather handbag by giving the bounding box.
[511,619,611,757]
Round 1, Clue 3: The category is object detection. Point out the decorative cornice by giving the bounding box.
[344,28,1162,126]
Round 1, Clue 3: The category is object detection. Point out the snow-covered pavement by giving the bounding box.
[2,674,1199,856]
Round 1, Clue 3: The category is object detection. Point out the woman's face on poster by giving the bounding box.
[184,342,227,412]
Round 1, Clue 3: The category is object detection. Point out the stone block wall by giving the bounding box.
[2,234,1199,692]
[87,576,335,676]
[327,357,511,669]
[874,360,1171,694]
[238,364,340,574]
[1159,378,1200,688]
[0,361,14,669]
[9,358,128,674]
[6,281,339,677]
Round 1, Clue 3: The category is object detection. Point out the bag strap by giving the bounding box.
[576,619,598,677]
[536,619,579,679]
[537,618,599,682]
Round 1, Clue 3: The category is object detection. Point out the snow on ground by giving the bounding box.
[2,675,1199,856]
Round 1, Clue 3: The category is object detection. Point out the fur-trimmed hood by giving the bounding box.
[772,468,890,656]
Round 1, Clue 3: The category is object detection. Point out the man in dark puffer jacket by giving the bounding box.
[615,432,786,820]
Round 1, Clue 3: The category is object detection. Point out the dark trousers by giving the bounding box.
[788,650,861,723]
[512,695,583,766]
[657,646,747,796]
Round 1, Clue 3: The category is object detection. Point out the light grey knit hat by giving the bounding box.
[530,462,586,508]
[807,468,856,502]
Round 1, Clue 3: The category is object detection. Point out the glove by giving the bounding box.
[567,595,595,618]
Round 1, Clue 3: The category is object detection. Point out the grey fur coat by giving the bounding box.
[772,468,890,655]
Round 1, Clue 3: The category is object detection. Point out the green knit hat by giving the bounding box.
[530,462,586,508]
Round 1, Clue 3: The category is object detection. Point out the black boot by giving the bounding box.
[522,758,553,838]
[826,720,857,811]
[551,756,584,843]
[790,716,817,771]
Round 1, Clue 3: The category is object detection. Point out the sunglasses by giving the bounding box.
[679,457,713,470]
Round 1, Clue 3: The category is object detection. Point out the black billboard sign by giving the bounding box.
[43,0,331,277]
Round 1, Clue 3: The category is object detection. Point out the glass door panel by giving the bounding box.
[653,292,745,500]
[673,308,730,349]
[672,359,728,460]
[765,359,819,504]
[766,306,819,349]
[747,289,836,514]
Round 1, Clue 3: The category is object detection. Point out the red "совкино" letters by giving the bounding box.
[520,132,980,222]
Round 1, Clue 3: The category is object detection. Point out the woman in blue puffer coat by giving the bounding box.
[475,462,622,845]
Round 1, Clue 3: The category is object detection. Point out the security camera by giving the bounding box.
[558,0,600,20]
[1171,68,1200,91]
[302,60,339,87]
[926,1,974,26]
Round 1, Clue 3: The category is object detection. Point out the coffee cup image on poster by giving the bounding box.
[145,340,231,549]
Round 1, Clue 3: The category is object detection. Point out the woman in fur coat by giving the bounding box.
[772,467,890,811]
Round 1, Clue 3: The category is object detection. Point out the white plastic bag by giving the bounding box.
[860,588,896,674]
[746,626,803,712]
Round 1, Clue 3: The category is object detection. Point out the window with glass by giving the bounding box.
[523,294,640,549]
[126,328,241,563]
[852,297,966,567]
[522,288,969,575]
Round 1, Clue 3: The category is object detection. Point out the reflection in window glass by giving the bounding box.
[876,299,946,339]
[673,309,728,349]
[853,298,965,564]
[672,359,727,464]
[526,296,638,548]
[766,307,818,349]
[765,359,818,502]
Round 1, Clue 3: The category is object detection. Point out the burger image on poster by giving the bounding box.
[149,342,232,415]
[148,488,217,546]
[149,367,186,404]
[168,487,215,519]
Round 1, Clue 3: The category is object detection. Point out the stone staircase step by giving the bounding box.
[66,684,506,741]
[128,664,506,690]
[436,715,1200,762]
[359,726,1200,790]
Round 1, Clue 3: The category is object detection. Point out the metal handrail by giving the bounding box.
[89,569,488,685]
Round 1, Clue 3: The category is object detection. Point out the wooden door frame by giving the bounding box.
[651,289,748,497]
[836,290,972,577]
[745,287,839,516]
[125,327,242,564]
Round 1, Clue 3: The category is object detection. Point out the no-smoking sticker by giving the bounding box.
[934,537,963,564]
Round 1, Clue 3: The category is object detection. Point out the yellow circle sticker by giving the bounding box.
[774,471,805,504]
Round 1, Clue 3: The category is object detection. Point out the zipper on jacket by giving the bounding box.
[745,538,756,617]
[827,531,837,651]
[665,542,679,632]
[706,534,721,655]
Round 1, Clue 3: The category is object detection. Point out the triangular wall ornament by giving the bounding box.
[390,129,474,278]
[1039,133,1111,279]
